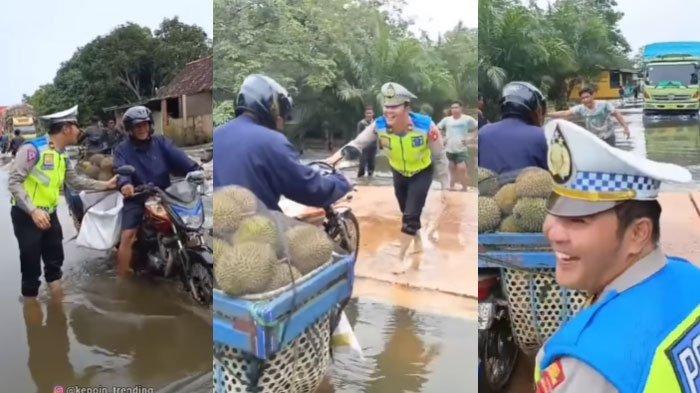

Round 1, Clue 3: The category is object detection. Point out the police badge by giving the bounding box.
[547,124,572,184]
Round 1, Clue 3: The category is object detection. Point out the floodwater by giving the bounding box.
[600,105,700,190]
[318,299,477,393]
[0,165,212,393]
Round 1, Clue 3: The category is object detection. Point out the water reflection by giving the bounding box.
[366,309,438,393]
[24,299,78,393]
[322,299,476,393]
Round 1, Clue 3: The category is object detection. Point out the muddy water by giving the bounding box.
[0,169,212,393]
[612,107,700,190]
[318,299,477,393]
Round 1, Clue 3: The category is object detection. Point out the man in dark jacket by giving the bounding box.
[478,81,549,175]
[214,74,350,212]
[113,106,200,277]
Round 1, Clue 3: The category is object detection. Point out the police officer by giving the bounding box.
[533,119,700,393]
[478,81,548,175]
[327,82,450,273]
[214,74,351,211]
[8,106,117,300]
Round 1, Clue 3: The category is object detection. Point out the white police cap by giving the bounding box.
[544,119,691,217]
[381,82,417,106]
[40,105,78,126]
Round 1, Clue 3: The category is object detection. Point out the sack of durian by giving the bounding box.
[77,153,115,180]
[212,185,336,298]
[478,166,553,233]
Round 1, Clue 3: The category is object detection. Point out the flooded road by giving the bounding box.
[318,298,477,393]
[0,167,212,393]
[598,105,700,190]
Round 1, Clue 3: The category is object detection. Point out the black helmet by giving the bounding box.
[500,81,547,126]
[122,106,154,134]
[235,74,293,129]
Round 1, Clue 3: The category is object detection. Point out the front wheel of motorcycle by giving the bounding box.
[188,262,213,306]
[483,317,519,391]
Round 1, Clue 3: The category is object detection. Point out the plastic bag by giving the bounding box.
[331,311,364,359]
[76,191,123,250]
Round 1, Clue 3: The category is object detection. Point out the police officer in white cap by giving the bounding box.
[533,119,700,392]
[8,106,117,301]
[327,82,450,273]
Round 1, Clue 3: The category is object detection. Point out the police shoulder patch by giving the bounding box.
[536,360,566,393]
[666,315,700,392]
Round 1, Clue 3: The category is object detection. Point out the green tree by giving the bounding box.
[26,18,211,123]
[214,0,476,142]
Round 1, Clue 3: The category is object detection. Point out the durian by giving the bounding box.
[214,242,276,296]
[512,198,548,232]
[286,224,333,274]
[478,197,502,233]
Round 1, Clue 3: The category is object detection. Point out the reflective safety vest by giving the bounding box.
[375,112,432,177]
[535,257,700,393]
[14,135,66,213]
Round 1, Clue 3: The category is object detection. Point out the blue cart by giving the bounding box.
[213,255,355,393]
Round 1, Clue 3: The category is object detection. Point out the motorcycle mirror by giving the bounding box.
[340,145,361,160]
[200,148,213,163]
[116,165,136,176]
[186,170,205,183]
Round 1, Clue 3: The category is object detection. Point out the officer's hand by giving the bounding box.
[105,176,118,190]
[31,209,51,230]
[121,184,135,198]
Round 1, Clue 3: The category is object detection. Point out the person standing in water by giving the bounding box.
[549,87,631,146]
[327,82,450,273]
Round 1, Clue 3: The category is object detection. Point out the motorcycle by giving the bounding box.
[297,146,361,258]
[116,165,214,306]
[478,266,518,391]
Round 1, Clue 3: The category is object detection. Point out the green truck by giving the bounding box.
[642,41,700,116]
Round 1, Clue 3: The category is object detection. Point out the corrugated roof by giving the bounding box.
[156,56,213,99]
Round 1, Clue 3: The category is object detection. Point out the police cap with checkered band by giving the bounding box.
[543,119,692,217]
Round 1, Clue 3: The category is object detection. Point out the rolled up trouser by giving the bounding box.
[11,206,64,297]
[391,164,433,235]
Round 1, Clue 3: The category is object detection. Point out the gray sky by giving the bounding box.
[403,0,478,39]
[0,0,212,105]
[530,0,695,54]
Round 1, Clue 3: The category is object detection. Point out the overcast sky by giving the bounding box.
[403,0,478,39]
[0,0,213,105]
[0,0,476,106]
[530,0,696,54]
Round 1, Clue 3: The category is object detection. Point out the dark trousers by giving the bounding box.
[358,144,377,177]
[392,165,433,235]
[11,206,64,297]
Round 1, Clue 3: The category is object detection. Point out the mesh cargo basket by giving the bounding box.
[213,312,332,393]
[478,233,589,355]
[501,267,588,355]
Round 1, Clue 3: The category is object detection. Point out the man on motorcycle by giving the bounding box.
[213,74,351,211]
[326,82,450,273]
[114,106,201,277]
[478,81,549,175]
[8,106,117,300]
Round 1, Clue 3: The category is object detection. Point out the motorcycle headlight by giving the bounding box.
[181,214,204,229]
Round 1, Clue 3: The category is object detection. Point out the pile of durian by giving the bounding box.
[213,185,334,297]
[478,167,553,233]
[76,153,114,180]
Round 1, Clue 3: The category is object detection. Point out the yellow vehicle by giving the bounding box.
[569,68,637,100]
[4,104,38,139]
